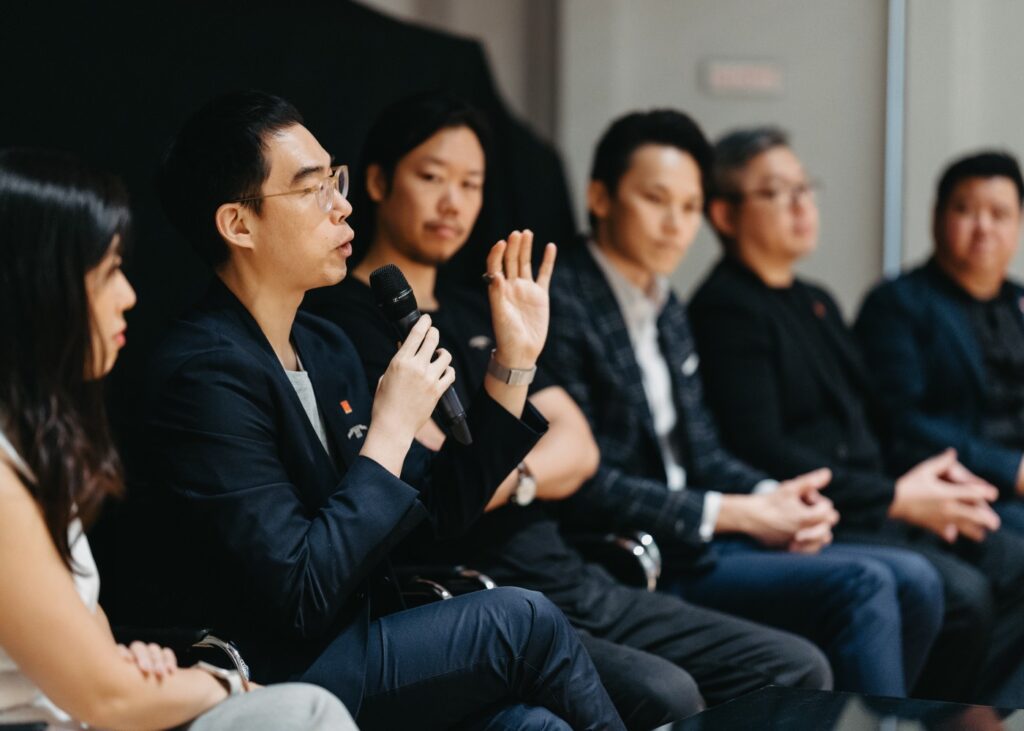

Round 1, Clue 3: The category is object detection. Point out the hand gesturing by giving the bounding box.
[485,230,557,369]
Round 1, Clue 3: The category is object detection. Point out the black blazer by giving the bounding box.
[124,279,545,713]
[689,256,893,531]
[856,261,1024,494]
[542,243,768,565]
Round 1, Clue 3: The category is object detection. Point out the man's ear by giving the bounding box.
[587,180,611,222]
[366,164,388,203]
[708,198,739,240]
[214,202,257,254]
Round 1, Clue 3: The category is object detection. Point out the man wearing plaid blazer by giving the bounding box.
[542,110,945,698]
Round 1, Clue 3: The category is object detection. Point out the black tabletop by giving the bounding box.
[679,686,1024,730]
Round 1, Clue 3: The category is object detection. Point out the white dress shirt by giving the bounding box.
[588,242,724,540]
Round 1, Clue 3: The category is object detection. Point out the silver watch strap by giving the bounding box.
[487,350,537,386]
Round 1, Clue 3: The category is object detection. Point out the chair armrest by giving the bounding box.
[566,532,662,591]
[113,626,250,680]
[394,564,498,607]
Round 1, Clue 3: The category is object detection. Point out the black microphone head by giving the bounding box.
[370,264,417,320]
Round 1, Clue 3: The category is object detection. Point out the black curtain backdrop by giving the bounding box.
[1,2,577,610]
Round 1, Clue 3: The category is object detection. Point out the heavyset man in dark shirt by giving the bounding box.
[694,127,1024,706]
[856,151,1024,535]
[305,93,831,730]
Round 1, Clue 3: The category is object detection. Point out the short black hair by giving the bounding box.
[588,109,711,229]
[706,126,791,248]
[709,126,789,199]
[157,90,304,268]
[361,92,490,190]
[935,150,1024,217]
[354,92,490,246]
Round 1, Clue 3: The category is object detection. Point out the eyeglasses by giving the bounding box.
[233,164,349,213]
[727,179,822,209]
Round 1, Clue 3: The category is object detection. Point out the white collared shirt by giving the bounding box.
[588,242,723,540]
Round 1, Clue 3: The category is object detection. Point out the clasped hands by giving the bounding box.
[891,448,1000,543]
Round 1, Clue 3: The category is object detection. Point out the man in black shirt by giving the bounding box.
[856,151,1024,535]
[695,127,1024,705]
[306,93,831,729]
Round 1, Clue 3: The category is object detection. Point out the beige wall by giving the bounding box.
[903,0,1024,280]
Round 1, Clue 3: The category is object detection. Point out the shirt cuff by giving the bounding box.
[699,491,723,542]
[753,479,780,495]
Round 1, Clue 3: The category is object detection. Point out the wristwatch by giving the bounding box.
[511,462,537,506]
[487,350,536,386]
[196,661,247,695]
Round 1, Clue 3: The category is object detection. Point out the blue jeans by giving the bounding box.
[348,587,624,731]
[666,539,944,697]
[994,500,1024,536]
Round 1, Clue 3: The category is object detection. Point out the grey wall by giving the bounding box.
[904,0,1024,280]
[557,0,889,315]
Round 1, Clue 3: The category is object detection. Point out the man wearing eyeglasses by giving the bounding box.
[690,126,1024,706]
[121,91,625,730]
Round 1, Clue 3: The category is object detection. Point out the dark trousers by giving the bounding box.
[576,587,831,730]
[667,539,944,697]
[840,523,1024,706]
[337,587,624,731]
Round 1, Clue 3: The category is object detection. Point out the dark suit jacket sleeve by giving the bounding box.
[399,392,549,536]
[149,348,426,640]
[856,283,1022,494]
[543,286,708,549]
[691,299,894,524]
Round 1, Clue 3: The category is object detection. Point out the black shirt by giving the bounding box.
[304,277,617,615]
[768,281,886,471]
[936,266,1024,448]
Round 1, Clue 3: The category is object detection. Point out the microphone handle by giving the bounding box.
[393,310,473,446]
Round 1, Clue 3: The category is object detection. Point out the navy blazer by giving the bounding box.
[856,261,1024,495]
[542,243,768,566]
[127,279,546,713]
[689,256,894,531]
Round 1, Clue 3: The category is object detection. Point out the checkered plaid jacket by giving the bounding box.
[542,243,769,559]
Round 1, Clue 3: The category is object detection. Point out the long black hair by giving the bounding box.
[0,148,128,567]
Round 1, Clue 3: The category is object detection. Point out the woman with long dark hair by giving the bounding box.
[0,148,355,729]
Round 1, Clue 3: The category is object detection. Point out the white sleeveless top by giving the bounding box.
[0,428,99,728]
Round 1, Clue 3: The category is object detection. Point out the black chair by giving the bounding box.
[394,565,498,607]
[568,532,662,592]
[394,530,664,607]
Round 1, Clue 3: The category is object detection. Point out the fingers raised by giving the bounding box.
[518,229,534,279]
[504,231,522,281]
[536,243,557,289]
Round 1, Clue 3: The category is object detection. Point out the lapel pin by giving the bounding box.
[340,400,353,414]
[813,301,827,319]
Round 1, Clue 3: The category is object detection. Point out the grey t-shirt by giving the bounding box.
[285,354,330,455]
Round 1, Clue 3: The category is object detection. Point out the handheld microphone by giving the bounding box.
[369,264,472,446]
